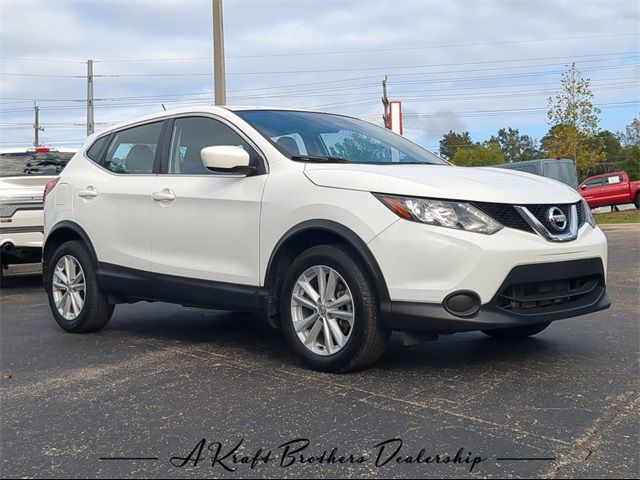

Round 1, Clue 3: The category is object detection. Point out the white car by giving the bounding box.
[1,147,75,286]
[42,107,610,372]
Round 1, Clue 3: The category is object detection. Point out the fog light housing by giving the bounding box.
[443,291,481,318]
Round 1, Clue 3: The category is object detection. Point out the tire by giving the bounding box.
[634,193,640,209]
[279,244,389,373]
[45,240,114,333]
[482,321,551,340]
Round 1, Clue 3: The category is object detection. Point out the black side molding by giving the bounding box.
[97,262,263,312]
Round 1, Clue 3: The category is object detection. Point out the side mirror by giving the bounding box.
[580,185,586,190]
[201,146,254,175]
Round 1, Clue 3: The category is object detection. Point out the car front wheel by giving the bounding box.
[280,245,389,373]
[46,240,114,333]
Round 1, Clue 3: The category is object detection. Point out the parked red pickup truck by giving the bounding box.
[579,171,640,209]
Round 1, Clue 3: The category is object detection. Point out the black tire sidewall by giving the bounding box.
[46,241,105,332]
[280,245,379,371]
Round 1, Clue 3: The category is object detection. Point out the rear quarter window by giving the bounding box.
[86,136,109,162]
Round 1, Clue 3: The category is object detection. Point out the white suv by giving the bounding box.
[42,107,610,372]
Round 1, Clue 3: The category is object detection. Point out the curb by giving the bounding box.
[598,223,640,230]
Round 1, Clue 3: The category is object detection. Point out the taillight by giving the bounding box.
[43,177,60,203]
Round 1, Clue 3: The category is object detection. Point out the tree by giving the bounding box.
[541,124,605,173]
[621,145,640,181]
[545,63,604,173]
[596,130,623,159]
[547,63,600,135]
[439,130,473,159]
[489,127,541,163]
[617,119,640,181]
[450,141,505,167]
[617,117,640,147]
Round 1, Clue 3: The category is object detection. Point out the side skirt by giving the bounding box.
[97,262,263,312]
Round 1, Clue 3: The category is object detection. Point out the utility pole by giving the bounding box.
[87,59,94,136]
[33,102,44,147]
[212,0,226,105]
[382,76,390,129]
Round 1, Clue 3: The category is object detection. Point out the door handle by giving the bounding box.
[77,186,98,198]
[151,189,175,202]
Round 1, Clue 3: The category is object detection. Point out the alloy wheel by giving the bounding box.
[52,255,86,321]
[290,265,355,356]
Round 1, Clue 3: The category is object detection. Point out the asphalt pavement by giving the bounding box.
[1,227,638,479]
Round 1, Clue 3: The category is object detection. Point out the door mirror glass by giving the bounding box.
[201,146,251,173]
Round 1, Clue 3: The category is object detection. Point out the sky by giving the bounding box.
[1,0,639,154]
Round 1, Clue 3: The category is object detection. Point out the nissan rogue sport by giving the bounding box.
[42,107,610,372]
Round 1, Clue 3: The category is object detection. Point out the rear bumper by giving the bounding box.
[381,258,611,333]
[1,229,43,265]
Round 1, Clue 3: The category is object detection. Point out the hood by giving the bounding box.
[304,164,581,204]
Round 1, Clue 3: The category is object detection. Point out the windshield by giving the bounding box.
[235,110,447,165]
[0,152,74,177]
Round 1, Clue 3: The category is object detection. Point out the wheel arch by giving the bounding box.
[43,221,99,288]
[263,220,391,322]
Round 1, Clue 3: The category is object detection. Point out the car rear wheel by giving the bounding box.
[634,193,639,209]
[280,245,389,373]
[482,321,551,340]
[46,240,113,333]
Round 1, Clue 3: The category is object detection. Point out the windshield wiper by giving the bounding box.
[290,155,351,163]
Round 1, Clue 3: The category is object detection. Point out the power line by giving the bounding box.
[89,55,639,77]
[5,52,635,79]
[11,32,632,63]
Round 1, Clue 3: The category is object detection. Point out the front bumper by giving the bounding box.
[381,257,611,333]
[369,219,610,333]
[368,219,608,304]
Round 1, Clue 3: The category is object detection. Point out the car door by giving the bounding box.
[603,173,630,204]
[149,115,268,286]
[580,177,606,207]
[73,121,164,272]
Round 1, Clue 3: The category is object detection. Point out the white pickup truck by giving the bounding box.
[0,147,75,286]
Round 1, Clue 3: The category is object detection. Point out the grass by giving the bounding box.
[594,209,640,224]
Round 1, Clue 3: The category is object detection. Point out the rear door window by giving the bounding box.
[607,175,622,184]
[104,122,163,174]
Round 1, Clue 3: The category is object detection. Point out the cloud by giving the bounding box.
[0,0,638,148]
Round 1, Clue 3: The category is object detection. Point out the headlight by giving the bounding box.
[374,193,502,235]
[581,199,597,228]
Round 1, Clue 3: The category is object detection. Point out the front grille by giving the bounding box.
[576,202,585,226]
[472,202,531,232]
[496,274,603,314]
[472,201,584,235]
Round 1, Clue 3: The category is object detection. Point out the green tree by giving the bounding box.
[617,117,640,147]
[451,141,505,167]
[596,130,623,159]
[547,62,600,135]
[545,63,604,174]
[489,127,541,163]
[540,124,605,174]
[621,146,640,181]
[439,130,473,159]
